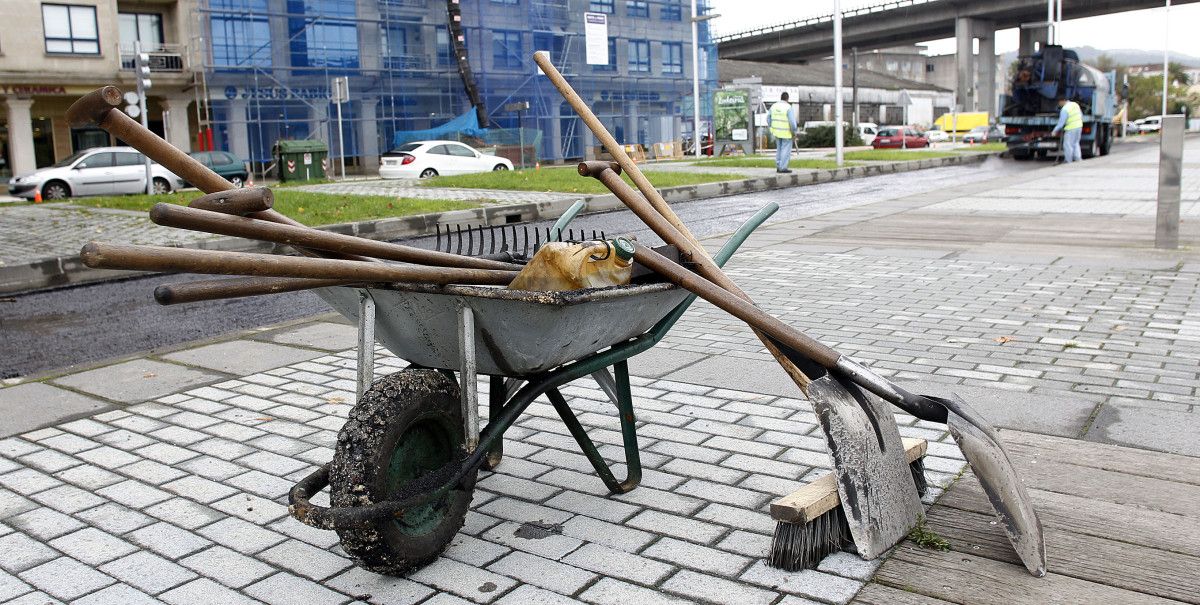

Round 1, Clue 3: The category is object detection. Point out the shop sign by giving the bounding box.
[0,84,93,96]
[220,86,332,101]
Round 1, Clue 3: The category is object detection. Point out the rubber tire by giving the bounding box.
[330,369,476,575]
[41,180,70,200]
[1011,151,1032,161]
[419,168,438,179]
[1099,126,1112,156]
[152,177,171,194]
[493,164,508,171]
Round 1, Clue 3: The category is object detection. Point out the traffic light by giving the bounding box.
[136,51,152,92]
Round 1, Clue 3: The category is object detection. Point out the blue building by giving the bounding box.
[201,0,716,172]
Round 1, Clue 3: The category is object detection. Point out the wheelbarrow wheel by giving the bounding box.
[329,368,476,575]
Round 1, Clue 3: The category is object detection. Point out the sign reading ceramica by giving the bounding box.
[0,84,92,96]
[713,89,750,142]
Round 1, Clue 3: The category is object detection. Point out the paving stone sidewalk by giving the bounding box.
[293,180,576,205]
[0,320,968,605]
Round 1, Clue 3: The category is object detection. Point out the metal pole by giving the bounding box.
[336,98,346,179]
[1162,0,1171,117]
[136,42,153,195]
[1056,0,1062,38]
[1156,115,1184,249]
[852,46,859,128]
[691,0,702,158]
[1047,0,1055,44]
[833,0,844,166]
[518,109,524,168]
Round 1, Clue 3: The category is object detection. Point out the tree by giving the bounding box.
[1127,73,1191,118]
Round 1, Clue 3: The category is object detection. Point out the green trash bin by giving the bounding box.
[274,139,329,182]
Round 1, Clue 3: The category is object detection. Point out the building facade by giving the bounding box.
[0,0,197,179]
[0,0,716,177]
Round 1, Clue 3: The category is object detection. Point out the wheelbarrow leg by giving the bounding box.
[458,305,479,452]
[356,290,376,401]
[548,359,642,494]
[484,375,506,471]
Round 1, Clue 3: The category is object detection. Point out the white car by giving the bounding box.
[379,140,513,179]
[858,123,879,145]
[7,146,185,200]
[1135,116,1162,133]
[925,128,950,143]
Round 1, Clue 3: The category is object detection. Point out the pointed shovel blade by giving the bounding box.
[808,373,924,560]
[939,393,1047,577]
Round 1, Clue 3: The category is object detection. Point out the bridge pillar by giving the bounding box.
[955,18,996,115]
[1019,27,1048,57]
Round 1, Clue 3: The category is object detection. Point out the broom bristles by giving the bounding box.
[767,458,928,571]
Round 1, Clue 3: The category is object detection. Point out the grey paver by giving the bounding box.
[561,543,674,585]
[7,506,85,539]
[0,383,109,439]
[255,322,356,353]
[407,557,518,604]
[52,359,224,404]
[48,527,136,565]
[740,561,862,604]
[160,578,262,605]
[197,517,286,554]
[163,340,324,375]
[578,578,695,605]
[326,567,434,605]
[18,557,115,601]
[71,583,160,605]
[0,531,59,573]
[485,551,597,596]
[181,546,276,589]
[495,584,585,605]
[661,569,778,605]
[244,572,350,605]
[128,521,213,559]
[258,539,354,581]
[76,502,155,534]
[99,550,198,594]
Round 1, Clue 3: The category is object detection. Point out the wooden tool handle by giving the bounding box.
[154,276,356,305]
[81,242,518,285]
[189,188,274,215]
[150,203,523,272]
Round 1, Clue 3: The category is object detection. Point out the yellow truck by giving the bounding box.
[932,112,990,134]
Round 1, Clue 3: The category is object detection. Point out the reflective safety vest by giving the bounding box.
[1063,101,1083,131]
[769,101,793,139]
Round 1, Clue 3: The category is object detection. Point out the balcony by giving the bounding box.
[383,55,432,71]
[381,0,427,9]
[120,43,187,72]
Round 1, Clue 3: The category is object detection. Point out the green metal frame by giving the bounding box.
[474,202,779,494]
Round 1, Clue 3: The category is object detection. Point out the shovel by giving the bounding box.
[532,52,1045,576]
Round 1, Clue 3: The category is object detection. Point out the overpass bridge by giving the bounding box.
[717,0,1197,114]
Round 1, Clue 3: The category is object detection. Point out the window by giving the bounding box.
[287,0,358,71]
[428,145,452,155]
[211,0,270,69]
[661,0,682,20]
[593,38,616,72]
[118,12,162,53]
[77,152,113,169]
[112,152,146,166]
[491,0,519,4]
[626,1,648,17]
[533,32,566,63]
[589,0,614,14]
[446,144,476,157]
[42,4,99,55]
[492,30,522,69]
[628,40,649,73]
[662,42,682,74]
[436,29,452,66]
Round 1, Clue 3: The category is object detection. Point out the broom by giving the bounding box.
[767,438,929,571]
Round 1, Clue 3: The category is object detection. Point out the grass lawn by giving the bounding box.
[69,190,483,227]
[837,149,959,161]
[956,142,1007,152]
[694,157,854,170]
[421,167,744,194]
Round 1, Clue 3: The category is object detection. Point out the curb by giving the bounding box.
[0,153,991,295]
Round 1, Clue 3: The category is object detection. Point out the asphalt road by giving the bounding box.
[2,156,1031,380]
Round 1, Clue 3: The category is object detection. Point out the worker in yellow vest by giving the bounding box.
[1051,95,1084,163]
[768,92,797,173]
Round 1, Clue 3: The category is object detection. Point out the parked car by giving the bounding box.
[924,127,950,143]
[962,125,1005,144]
[7,146,185,200]
[379,141,513,179]
[871,127,929,149]
[1135,116,1162,133]
[189,151,249,187]
[858,122,879,145]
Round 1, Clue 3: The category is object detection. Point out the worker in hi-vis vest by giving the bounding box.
[1051,95,1084,163]
[768,92,797,173]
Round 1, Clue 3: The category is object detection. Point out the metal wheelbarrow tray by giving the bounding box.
[287,203,778,576]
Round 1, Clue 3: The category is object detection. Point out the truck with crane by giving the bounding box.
[998,45,1117,160]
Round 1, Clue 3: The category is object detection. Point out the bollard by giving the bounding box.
[1156,115,1185,249]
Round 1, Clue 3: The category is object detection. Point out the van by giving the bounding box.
[933,112,989,134]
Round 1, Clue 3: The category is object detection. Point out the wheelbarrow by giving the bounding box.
[287,202,778,575]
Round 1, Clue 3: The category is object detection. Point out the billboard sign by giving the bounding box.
[585,13,608,66]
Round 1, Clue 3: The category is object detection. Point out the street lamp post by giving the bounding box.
[1162,0,1171,117]
[833,0,844,166]
[690,3,718,158]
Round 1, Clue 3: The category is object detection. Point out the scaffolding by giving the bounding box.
[192,0,717,169]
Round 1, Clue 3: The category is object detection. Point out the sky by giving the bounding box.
[707,0,1200,58]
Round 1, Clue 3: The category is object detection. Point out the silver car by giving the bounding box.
[7,146,185,200]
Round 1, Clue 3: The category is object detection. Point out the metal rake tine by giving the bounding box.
[455,225,463,256]
[522,225,529,254]
[533,226,542,252]
[435,224,443,253]
[488,225,496,254]
[468,225,476,256]
[569,228,575,241]
[499,224,509,253]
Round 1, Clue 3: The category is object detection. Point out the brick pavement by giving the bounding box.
[0,332,968,604]
[293,180,575,205]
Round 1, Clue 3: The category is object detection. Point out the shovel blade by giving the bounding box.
[809,373,924,560]
[941,393,1047,577]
